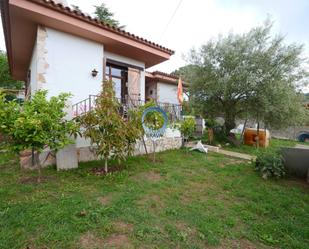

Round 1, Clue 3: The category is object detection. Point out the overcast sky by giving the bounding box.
[0,0,308,91]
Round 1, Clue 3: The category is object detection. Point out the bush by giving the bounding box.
[254,150,285,179]
[180,117,196,139]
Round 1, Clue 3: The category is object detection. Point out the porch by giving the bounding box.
[72,94,183,122]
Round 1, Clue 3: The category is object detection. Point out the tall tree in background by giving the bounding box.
[94,3,124,29]
[71,4,81,12]
[186,21,308,136]
[0,51,23,90]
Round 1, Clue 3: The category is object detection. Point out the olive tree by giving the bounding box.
[187,20,308,136]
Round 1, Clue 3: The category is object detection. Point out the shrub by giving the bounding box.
[180,117,196,139]
[254,150,285,179]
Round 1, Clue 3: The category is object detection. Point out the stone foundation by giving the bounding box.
[20,137,182,169]
[20,150,56,170]
[134,137,182,155]
[77,137,182,162]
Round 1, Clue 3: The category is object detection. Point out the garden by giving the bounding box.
[0,20,308,249]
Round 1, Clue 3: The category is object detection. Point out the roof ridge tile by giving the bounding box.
[29,0,174,54]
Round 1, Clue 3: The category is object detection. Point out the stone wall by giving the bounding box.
[270,126,309,140]
[77,137,182,162]
[20,136,182,169]
[37,26,49,90]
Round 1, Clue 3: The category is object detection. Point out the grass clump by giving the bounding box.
[254,150,285,179]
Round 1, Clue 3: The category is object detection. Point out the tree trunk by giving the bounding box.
[142,136,148,155]
[208,128,214,144]
[240,119,248,144]
[31,147,35,167]
[104,159,108,173]
[35,151,42,183]
[224,116,236,136]
[256,121,260,148]
[152,140,156,163]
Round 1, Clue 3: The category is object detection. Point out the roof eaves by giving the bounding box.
[29,0,175,55]
[0,0,12,74]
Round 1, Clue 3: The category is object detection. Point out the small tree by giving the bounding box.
[80,80,139,172]
[180,117,196,148]
[94,3,125,29]
[0,91,79,182]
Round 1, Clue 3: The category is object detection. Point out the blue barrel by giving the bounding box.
[297,132,309,142]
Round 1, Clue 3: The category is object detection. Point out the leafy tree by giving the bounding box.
[94,3,124,29]
[80,80,139,172]
[71,4,81,12]
[180,117,196,143]
[0,91,79,182]
[172,64,198,83]
[186,21,308,136]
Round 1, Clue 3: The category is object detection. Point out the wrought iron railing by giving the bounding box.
[72,95,182,121]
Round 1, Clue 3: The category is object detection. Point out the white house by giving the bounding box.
[1,0,185,113]
[1,0,185,168]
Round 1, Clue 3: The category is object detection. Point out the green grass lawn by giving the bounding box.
[0,150,308,249]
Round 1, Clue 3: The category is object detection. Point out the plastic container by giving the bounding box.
[244,128,270,148]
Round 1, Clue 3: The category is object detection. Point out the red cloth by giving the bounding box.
[177,77,183,104]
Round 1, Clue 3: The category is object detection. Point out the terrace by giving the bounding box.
[72,94,183,122]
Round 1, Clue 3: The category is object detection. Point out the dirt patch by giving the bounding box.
[180,193,193,204]
[283,178,309,189]
[91,165,125,176]
[175,222,197,237]
[19,176,56,184]
[98,194,113,206]
[145,155,164,164]
[206,155,217,161]
[132,171,162,183]
[80,231,132,249]
[212,238,274,249]
[80,232,104,249]
[180,179,218,204]
[137,194,164,210]
[218,159,244,167]
[113,221,134,233]
[104,234,131,248]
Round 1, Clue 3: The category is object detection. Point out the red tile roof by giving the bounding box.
[151,71,180,80]
[146,71,189,86]
[30,0,174,55]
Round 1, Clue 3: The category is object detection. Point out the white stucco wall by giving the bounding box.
[145,81,157,100]
[157,82,179,104]
[29,43,37,97]
[44,28,104,103]
[105,51,145,101]
[28,27,148,104]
